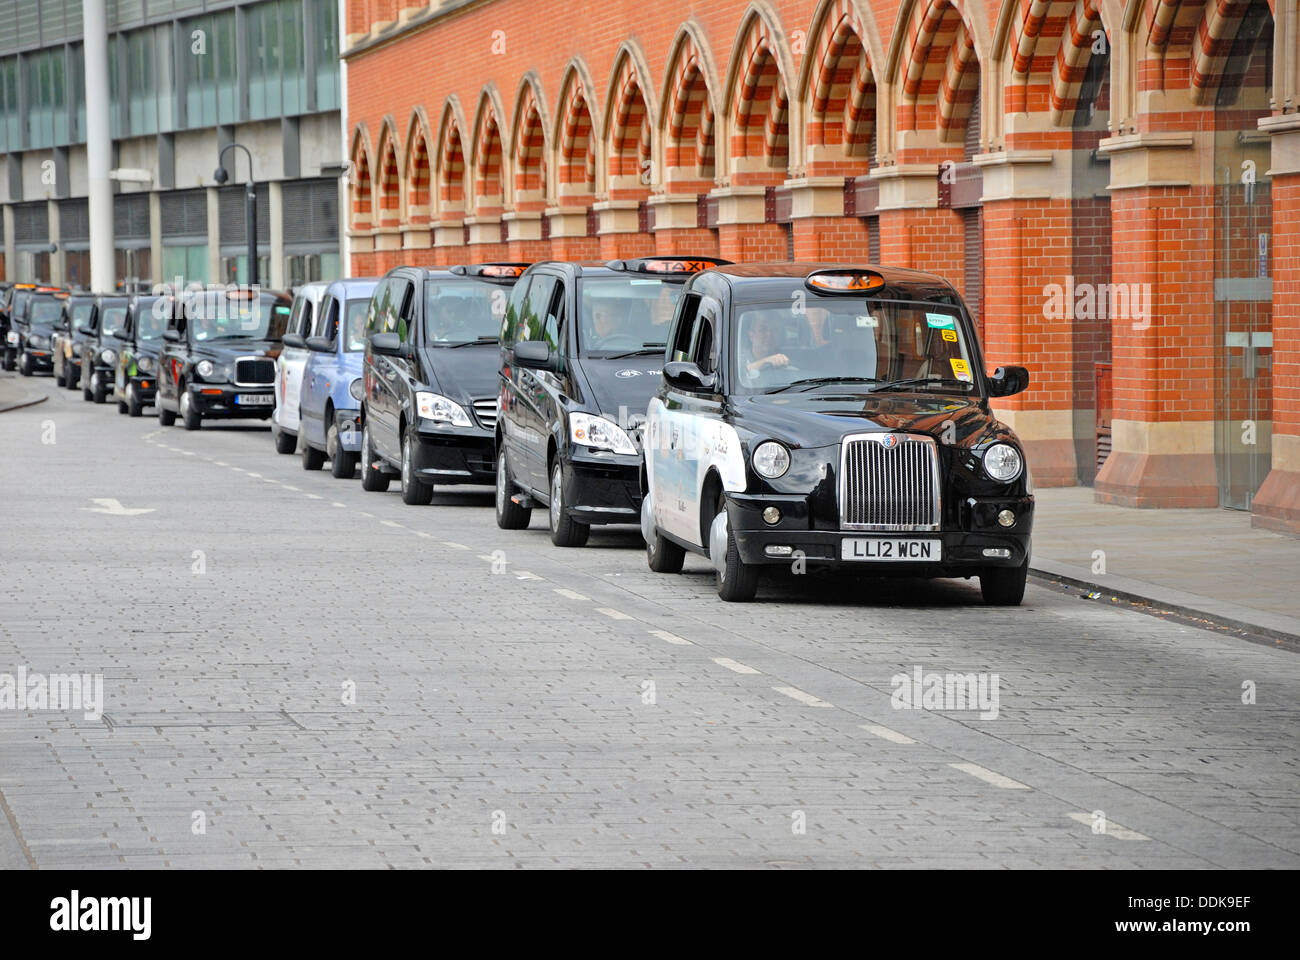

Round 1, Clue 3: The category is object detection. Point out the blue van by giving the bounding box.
[293,278,381,478]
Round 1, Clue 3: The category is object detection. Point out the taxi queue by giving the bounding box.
[5,258,1035,605]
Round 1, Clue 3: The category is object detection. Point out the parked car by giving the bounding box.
[12,286,70,376]
[272,281,330,455]
[360,263,529,504]
[112,295,174,416]
[495,256,728,546]
[1,282,38,370]
[156,288,293,430]
[79,297,130,402]
[640,263,1034,604]
[294,278,380,477]
[52,294,98,389]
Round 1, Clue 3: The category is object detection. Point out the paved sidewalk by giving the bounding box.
[0,371,48,413]
[1030,486,1300,642]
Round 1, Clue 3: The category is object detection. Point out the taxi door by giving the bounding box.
[507,273,562,495]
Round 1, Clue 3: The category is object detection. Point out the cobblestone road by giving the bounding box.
[2,374,1298,868]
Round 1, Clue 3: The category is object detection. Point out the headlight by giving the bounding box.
[415,391,471,426]
[752,441,791,479]
[30,335,48,349]
[100,348,116,364]
[569,412,637,455]
[983,443,1024,482]
[349,378,365,402]
[72,343,82,357]
[137,355,154,373]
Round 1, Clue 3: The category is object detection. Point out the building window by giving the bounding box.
[313,0,339,111]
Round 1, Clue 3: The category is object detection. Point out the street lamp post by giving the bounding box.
[214,144,259,286]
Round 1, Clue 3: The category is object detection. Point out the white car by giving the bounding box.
[272,282,329,454]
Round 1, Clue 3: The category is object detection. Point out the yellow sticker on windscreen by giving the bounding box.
[949,358,971,382]
[941,328,957,342]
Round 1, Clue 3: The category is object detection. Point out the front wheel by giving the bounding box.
[273,425,296,454]
[548,461,589,547]
[495,446,532,529]
[646,526,686,573]
[328,423,358,479]
[980,559,1028,606]
[157,398,177,426]
[127,385,144,418]
[179,390,201,430]
[359,423,391,492]
[400,430,433,505]
[710,492,758,602]
[18,352,32,376]
[56,366,66,387]
[92,375,107,404]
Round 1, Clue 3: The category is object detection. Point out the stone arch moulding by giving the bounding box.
[373,114,404,227]
[722,2,799,182]
[348,122,375,232]
[603,40,659,197]
[509,72,551,210]
[433,96,471,224]
[553,57,603,204]
[403,106,435,228]
[659,20,725,192]
[470,85,510,218]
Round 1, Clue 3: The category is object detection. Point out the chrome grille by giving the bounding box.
[472,397,498,430]
[839,433,941,531]
[234,357,275,386]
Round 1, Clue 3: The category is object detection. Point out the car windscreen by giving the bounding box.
[70,303,95,330]
[343,299,372,351]
[731,298,977,395]
[30,299,65,324]
[99,306,128,338]
[12,292,31,317]
[578,278,681,357]
[187,294,289,341]
[423,278,508,344]
[136,301,170,340]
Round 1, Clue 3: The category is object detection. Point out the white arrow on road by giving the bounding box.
[80,498,155,516]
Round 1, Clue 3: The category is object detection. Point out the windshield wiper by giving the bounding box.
[768,376,879,394]
[445,336,500,348]
[868,377,975,393]
[603,343,667,360]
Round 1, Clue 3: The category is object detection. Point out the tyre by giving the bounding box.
[646,526,686,574]
[711,492,758,602]
[117,397,128,414]
[18,352,32,376]
[92,374,107,404]
[179,390,201,430]
[980,559,1028,606]
[273,425,297,454]
[83,375,93,401]
[127,385,144,418]
[1,349,13,371]
[157,397,177,426]
[328,423,358,479]
[400,430,434,505]
[68,366,80,390]
[301,434,325,471]
[56,365,66,387]
[495,446,532,530]
[548,460,589,547]
[359,423,390,492]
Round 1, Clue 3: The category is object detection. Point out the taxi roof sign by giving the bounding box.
[606,257,730,276]
[450,263,530,278]
[806,270,885,294]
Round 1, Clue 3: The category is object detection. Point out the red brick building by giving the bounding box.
[342,0,1298,532]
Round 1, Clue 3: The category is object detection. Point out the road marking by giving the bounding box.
[713,657,760,675]
[214,461,228,467]
[246,472,262,478]
[304,494,323,500]
[358,511,373,518]
[414,531,432,538]
[860,724,915,744]
[1067,812,1150,840]
[380,520,404,529]
[554,588,588,601]
[264,479,280,484]
[443,541,470,550]
[331,502,346,508]
[477,555,497,563]
[597,608,633,621]
[648,629,692,646]
[949,763,1029,790]
[772,686,832,708]
[230,468,245,473]
[79,498,155,517]
[514,571,541,580]
[282,485,301,492]
[181,450,196,456]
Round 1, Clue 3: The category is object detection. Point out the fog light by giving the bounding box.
[996,509,1016,527]
[982,547,1012,558]
[762,506,781,525]
[765,545,793,557]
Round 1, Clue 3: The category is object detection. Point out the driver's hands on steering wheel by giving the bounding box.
[751,352,790,371]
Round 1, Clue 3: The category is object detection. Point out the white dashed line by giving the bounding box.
[713,657,760,675]
[443,541,470,550]
[181,450,196,456]
[264,479,280,484]
[414,531,432,538]
[772,686,832,708]
[229,467,245,473]
[597,608,633,621]
[477,555,497,562]
[304,494,323,500]
[514,571,541,580]
[949,763,1029,790]
[214,461,228,467]
[1067,812,1150,840]
[553,588,588,601]
[648,630,692,646]
[331,502,346,508]
[358,512,374,518]
[380,520,404,529]
[859,724,915,745]
[282,485,301,492]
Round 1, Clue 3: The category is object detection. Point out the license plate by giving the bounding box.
[235,394,273,406]
[841,538,941,562]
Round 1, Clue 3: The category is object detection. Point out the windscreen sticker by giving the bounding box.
[949,358,972,382]
[941,328,958,342]
[856,315,879,328]
[926,313,956,329]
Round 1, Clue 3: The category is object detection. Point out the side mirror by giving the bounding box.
[514,339,554,370]
[77,324,94,336]
[370,332,402,357]
[988,365,1030,398]
[663,360,716,392]
[305,336,333,353]
[282,333,307,349]
[163,328,181,342]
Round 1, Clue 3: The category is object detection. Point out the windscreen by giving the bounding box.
[578,278,681,356]
[423,279,509,344]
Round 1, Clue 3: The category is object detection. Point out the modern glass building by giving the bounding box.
[0,0,346,291]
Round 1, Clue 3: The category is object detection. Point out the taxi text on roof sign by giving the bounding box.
[639,259,714,274]
[478,264,528,278]
[806,270,886,293]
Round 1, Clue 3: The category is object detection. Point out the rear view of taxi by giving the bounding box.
[642,264,1034,604]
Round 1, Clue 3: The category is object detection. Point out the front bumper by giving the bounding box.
[561,446,642,525]
[126,375,157,403]
[411,421,495,484]
[726,492,1034,572]
[187,382,275,419]
[23,348,54,370]
[335,408,363,452]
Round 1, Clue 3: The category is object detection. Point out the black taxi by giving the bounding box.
[495,256,728,546]
[641,264,1034,604]
[53,294,98,389]
[12,286,70,377]
[79,296,130,403]
[1,282,41,370]
[112,295,174,416]
[360,263,529,504]
[157,287,292,430]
